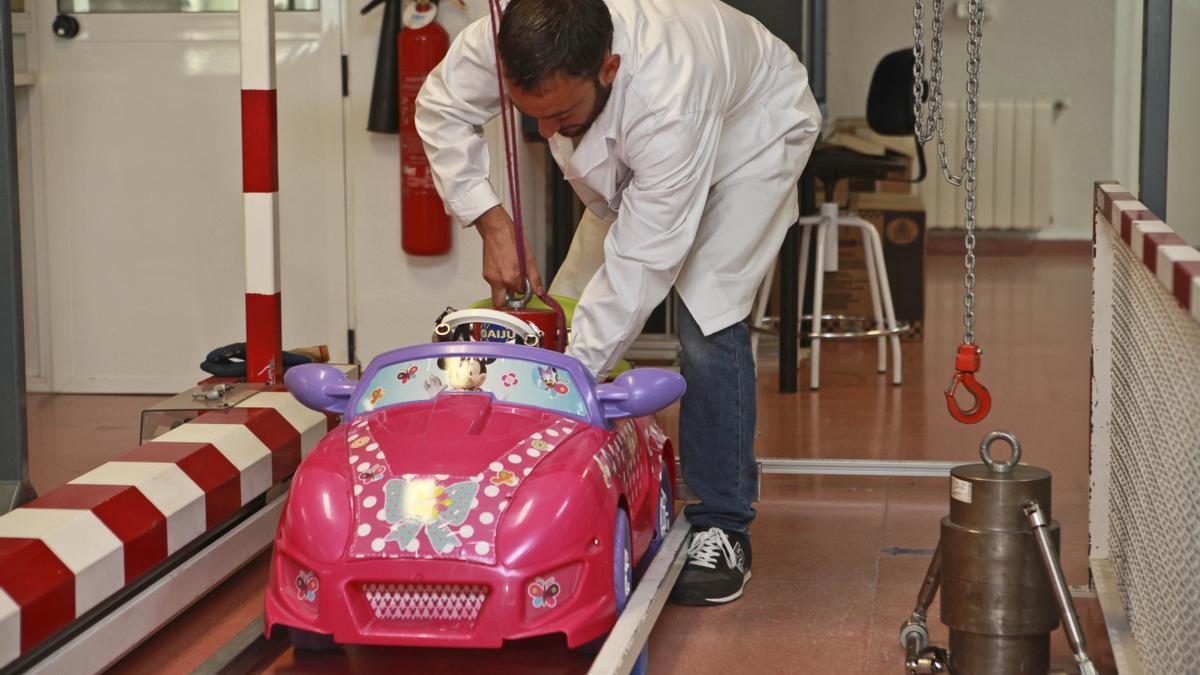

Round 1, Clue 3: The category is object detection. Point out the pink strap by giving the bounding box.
[486,0,567,347]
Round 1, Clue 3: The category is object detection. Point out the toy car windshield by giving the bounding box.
[356,351,590,422]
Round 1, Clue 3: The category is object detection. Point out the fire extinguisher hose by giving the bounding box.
[485,0,568,350]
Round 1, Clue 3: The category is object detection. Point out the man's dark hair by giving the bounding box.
[497,0,614,92]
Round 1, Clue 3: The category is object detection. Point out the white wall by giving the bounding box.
[345,0,548,365]
[1167,0,1200,246]
[826,0,1122,240]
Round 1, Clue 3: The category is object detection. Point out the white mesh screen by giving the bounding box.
[1105,229,1200,673]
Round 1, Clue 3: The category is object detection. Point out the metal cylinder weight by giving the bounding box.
[940,431,1060,674]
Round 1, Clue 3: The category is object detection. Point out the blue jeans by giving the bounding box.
[677,303,757,535]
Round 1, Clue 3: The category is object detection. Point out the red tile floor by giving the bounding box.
[24,245,1114,674]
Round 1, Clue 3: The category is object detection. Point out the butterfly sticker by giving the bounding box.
[396,365,419,384]
[535,366,570,397]
[383,477,479,554]
[528,576,560,609]
[358,464,386,484]
[295,570,319,603]
[368,388,385,407]
[490,470,518,486]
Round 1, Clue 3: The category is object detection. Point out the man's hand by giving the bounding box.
[474,205,545,307]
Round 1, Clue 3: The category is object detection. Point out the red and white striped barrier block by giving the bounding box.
[241,1,283,384]
[0,389,335,668]
[1095,182,1200,324]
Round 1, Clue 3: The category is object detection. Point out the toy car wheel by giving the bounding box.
[287,626,339,652]
[636,464,674,580]
[610,509,649,675]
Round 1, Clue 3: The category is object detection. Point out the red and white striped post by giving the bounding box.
[239,1,283,385]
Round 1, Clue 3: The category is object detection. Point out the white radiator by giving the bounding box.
[918,98,1055,230]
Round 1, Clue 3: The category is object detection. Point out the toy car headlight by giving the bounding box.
[282,464,353,564]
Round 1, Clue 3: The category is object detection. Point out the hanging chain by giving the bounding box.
[913,0,984,345]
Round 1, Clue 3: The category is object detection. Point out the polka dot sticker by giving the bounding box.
[475,542,490,555]
[489,462,504,472]
[508,454,522,464]
[499,500,508,511]
[366,443,379,452]
[348,434,360,442]
[484,485,500,498]
[363,496,377,508]
[357,462,370,472]
[531,433,542,440]
[471,498,479,508]
[479,512,494,525]
[546,429,560,438]
[435,474,449,480]
[354,485,363,496]
[524,468,532,476]
[406,540,420,553]
[441,544,454,554]
[371,538,385,552]
[376,452,385,459]
[349,455,359,464]
[357,524,371,537]
[459,525,474,538]
[377,509,388,521]
[527,448,541,458]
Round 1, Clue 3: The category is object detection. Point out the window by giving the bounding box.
[357,356,590,422]
[57,1,318,13]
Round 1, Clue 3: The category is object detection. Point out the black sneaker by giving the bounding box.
[669,527,751,606]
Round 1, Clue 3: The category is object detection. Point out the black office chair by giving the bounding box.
[750,49,925,388]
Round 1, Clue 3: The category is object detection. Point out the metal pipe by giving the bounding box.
[1024,500,1100,675]
[0,0,35,514]
[807,0,827,104]
[913,540,943,620]
[901,542,942,672]
[1138,0,1171,218]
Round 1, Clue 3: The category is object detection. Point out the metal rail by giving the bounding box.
[0,0,34,515]
[588,516,690,675]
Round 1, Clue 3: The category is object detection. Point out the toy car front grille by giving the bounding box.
[360,583,489,623]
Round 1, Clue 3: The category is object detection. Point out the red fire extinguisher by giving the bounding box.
[398,1,451,256]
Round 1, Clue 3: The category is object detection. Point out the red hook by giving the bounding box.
[945,343,991,424]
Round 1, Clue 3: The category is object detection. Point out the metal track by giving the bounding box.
[1091,559,1148,675]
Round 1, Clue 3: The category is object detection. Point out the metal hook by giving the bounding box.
[945,372,991,424]
[945,343,991,424]
[505,278,533,310]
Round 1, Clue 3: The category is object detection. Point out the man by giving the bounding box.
[416,0,820,605]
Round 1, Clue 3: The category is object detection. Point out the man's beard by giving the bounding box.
[559,79,612,139]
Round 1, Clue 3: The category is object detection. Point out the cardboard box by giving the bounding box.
[820,192,926,340]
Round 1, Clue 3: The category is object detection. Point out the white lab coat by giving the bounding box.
[416,0,821,378]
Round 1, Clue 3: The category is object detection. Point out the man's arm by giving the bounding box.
[567,112,723,378]
[416,17,542,303]
[475,205,545,307]
[415,17,505,227]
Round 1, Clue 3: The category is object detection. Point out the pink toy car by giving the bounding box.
[266,340,683,662]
